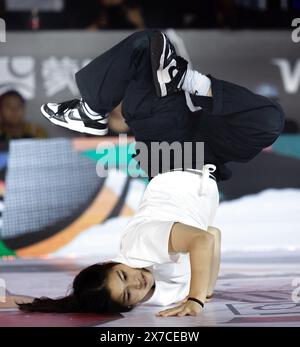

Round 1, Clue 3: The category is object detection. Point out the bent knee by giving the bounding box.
[131,29,161,40]
[130,29,161,51]
[273,102,285,132]
[264,102,285,139]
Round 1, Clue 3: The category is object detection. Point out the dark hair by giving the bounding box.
[0,90,25,107]
[17,262,133,314]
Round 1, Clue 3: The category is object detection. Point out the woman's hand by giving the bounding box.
[156,300,203,317]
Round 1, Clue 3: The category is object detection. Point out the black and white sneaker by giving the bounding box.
[41,99,109,136]
[150,31,188,98]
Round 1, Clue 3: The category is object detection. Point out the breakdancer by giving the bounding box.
[18,30,284,317]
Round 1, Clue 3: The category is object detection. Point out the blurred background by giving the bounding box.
[1,0,300,30]
[0,0,300,260]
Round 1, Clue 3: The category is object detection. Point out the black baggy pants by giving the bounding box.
[75,30,285,181]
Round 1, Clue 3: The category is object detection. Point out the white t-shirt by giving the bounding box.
[111,165,219,306]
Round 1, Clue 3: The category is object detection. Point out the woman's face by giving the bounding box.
[106,263,155,307]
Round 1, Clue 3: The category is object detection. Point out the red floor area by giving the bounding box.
[0,311,122,327]
[1,256,300,327]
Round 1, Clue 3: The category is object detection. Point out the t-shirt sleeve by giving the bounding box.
[120,219,181,265]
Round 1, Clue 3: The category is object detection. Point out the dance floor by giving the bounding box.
[1,252,299,327]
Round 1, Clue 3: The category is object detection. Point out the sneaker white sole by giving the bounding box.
[41,105,108,136]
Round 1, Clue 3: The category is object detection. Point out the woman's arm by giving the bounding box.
[207,226,221,297]
[157,222,214,317]
[174,226,221,305]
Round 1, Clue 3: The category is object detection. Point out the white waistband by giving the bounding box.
[171,164,217,195]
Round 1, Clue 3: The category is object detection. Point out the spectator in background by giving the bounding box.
[0,90,47,140]
[65,0,144,30]
[88,0,145,30]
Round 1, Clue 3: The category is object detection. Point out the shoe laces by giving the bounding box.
[58,99,80,113]
[176,56,188,71]
[176,56,188,90]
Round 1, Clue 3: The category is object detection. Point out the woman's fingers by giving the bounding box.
[158,310,184,317]
[156,300,204,317]
[156,301,203,317]
[156,304,185,317]
[177,308,197,317]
